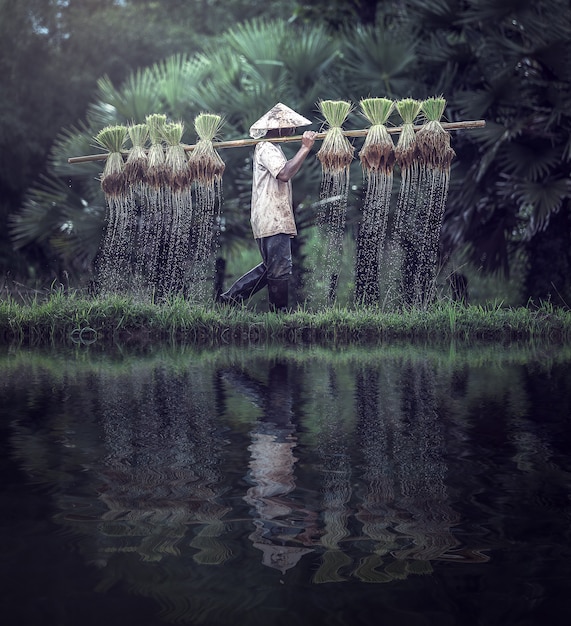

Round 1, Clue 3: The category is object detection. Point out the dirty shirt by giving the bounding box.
[250,142,297,239]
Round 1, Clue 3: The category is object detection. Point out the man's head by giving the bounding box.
[265,127,297,139]
[249,103,311,139]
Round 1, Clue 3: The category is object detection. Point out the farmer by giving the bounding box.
[219,103,317,312]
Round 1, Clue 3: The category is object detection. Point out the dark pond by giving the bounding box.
[1,341,570,626]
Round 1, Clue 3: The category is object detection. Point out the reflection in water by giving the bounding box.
[222,363,318,574]
[391,362,460,564]
[49,361,234,622]
[94,365,230,567]
[3,346,570,625]
[312,365,354,583]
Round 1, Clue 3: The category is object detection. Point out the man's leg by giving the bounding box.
[258,235,292,312]
[219,263,267,304]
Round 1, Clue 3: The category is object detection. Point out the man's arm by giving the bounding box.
[276,131,317,182]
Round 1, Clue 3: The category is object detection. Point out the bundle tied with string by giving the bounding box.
[416,96,455,171]
[162,121,191,192]
[94,125,128,197]
[185,113,225,304]
[145,113,168,189]
[358,97,395,175]
[393,98,423,231]
[124,123,149,189]
[187,113,225,187]
[311,100,354,308]
[394,98,422,171]
[316,99,354,174]
[412,96,456,308]
[354,98,396,307]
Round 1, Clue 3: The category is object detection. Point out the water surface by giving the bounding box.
[1,342,570,625]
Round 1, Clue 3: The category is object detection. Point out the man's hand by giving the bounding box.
[277,130,318,182]
[301,131,317,150]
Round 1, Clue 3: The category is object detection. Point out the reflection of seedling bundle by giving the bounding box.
[311,369,353,584]
[94,124,133,295]
[186,113,226,303]
[355,98,395,306]
[313,100,354,306]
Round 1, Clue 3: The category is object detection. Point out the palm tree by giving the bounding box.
[405,0,571,303]
[11,20,340,297]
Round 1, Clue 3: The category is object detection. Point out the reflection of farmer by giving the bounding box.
[219,103,317,312]
[221,362,318,573]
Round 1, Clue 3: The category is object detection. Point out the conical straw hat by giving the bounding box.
[249,103,312,139]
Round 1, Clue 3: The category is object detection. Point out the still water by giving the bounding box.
[1,341,570,626]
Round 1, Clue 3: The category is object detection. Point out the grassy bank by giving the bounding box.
[1,291,570,346]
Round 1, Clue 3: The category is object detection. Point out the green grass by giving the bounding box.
[1,290,570,347]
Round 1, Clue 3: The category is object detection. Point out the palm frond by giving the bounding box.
[224,19,287,86]
[96,70,161,123]
[514,177,570,234]
[497,141,563,180]
[11,176,97,249]
[282,25,339,90]
[340,25,417,98]
[225,18,287,61]
[152,53,204,119]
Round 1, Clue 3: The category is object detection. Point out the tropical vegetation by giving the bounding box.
[2,0,571,307]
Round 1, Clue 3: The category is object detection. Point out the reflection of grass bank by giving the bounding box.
[1,291,570,346]
[2,337,570,376]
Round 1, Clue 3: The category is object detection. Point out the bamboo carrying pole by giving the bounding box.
[67,119,485,164]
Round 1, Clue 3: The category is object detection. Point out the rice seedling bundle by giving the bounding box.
[162,121,191,191]
[145,113,168,189]
[390,99,424,309]
[185,114,226,305]
[316,100,354,173]
[155,120,194,298]
[93,125,134,297]
[124,123,149,187]
[310,100,354,308]
[394,98,422,171]
[416,97,455,170]
[187,113,225,186]
[358,98,395,175]
[393,98,422,232]
[410,97,456,309]
[94,125,128,196]
[354,98,396,307]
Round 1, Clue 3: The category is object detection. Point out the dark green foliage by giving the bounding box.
[3,0,571,306]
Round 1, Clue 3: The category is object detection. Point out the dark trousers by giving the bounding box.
[220,234,292,304]
[257,233,293,280]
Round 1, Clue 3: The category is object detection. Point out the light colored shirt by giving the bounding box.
[250,142,297,239]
